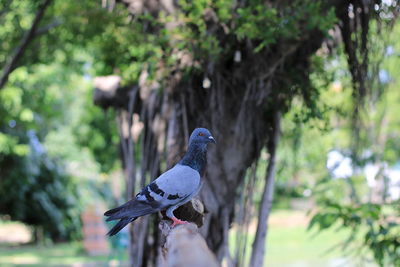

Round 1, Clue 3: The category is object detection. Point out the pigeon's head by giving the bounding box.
[189,128,216,146]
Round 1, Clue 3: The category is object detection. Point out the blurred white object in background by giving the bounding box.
[327,150,400,201]
[326,150,353,179]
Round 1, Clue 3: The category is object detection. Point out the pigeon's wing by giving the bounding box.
[136,164,201,208]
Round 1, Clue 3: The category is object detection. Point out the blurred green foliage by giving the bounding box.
[235,1,336,52]
[0,0,121,240]
[305,22,400,266]
[309,197,400,266]
[0,63,83,240]
[0,141,81,241]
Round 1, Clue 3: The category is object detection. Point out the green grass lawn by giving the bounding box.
[266,220,349,266]
[0,210,376,266]
[232,210,377,267]
[0,242,127,267]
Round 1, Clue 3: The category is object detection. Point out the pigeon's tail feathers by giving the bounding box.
[107,217,136,236]
[104,206,123,217]
[104,200,157,222]
[105,200,155,236]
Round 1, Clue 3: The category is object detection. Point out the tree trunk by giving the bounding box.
[250,111,281,267]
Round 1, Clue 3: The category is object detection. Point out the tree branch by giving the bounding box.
[0,0,53,90]
[34,19,62,36]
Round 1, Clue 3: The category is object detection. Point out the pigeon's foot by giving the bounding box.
[170,217,188,227]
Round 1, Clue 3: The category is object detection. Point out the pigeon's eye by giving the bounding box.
[198,132,204,136]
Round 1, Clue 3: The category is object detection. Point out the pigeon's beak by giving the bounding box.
[208,136,216,144]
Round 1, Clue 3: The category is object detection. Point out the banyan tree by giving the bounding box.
[93,0,399,266]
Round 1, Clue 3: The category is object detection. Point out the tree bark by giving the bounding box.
[0,0,53,90]
[159,222,220,267]
[250,110,281,267]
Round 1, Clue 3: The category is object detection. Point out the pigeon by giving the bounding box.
[104,127,216,236]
